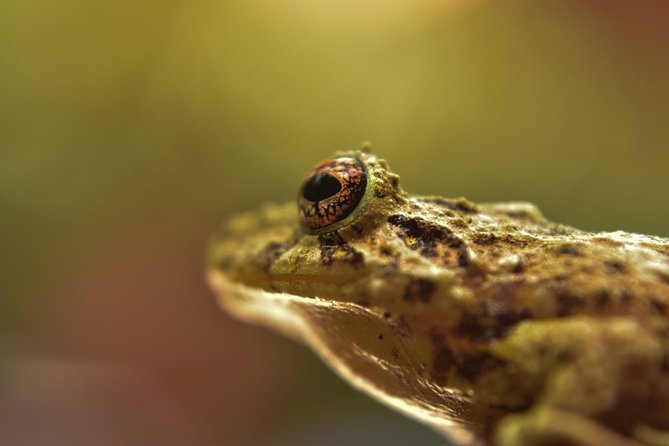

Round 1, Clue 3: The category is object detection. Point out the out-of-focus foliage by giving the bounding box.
[1,1,667,445]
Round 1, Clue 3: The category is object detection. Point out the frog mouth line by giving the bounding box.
[213,269,376,298]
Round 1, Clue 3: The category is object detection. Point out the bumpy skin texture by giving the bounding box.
[208,150,669,446]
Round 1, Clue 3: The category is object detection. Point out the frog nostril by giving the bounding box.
[302,172,342,202]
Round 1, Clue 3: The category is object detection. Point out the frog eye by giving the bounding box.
[298,157,368,234]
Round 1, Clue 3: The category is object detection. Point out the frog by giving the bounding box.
[207,148,669,446]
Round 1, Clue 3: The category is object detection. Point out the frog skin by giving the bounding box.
[207,149,669,446]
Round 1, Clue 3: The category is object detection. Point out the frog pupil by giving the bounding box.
[302,172,342,202]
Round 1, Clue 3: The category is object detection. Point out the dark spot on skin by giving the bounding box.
[605,260,627,274]
[431,345,455,386]
[455,305,531,341]
[380,245,394,256]
[374,189,387,199]
[383,312,391,319]
[260,242,289,272]
[473,232,528,248]
[452,279,532,341]
[388,215,469,267]
[389,175,400,189]
[378,334,384,341]
[660,354,669,373]
[457,250,470,267]
[455,351,507,381]
[429,332,506,384]
[454,313,485,339]
[656,271,669,285]
[650,297,668,315]
[422,198,478,214]
[318,233,364,267]
[554,288,584,316]
[595,290,612,309]
[403,279,436,303]
[350,222,367,238]
[496,309,532,334]
[557,244,583,257]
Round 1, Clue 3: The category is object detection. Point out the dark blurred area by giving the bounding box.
[1,1,668,445]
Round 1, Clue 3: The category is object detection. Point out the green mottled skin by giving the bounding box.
[208,150,669,446]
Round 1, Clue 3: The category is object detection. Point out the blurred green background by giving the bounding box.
[1,1,668,445]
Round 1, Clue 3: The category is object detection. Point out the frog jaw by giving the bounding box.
[207,270,491,446]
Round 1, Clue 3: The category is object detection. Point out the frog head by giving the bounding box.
[209,150,404,293]
[207,149,495,445]
[208,149,478,305]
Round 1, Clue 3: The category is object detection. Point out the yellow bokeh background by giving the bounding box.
[1,1,667,445]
